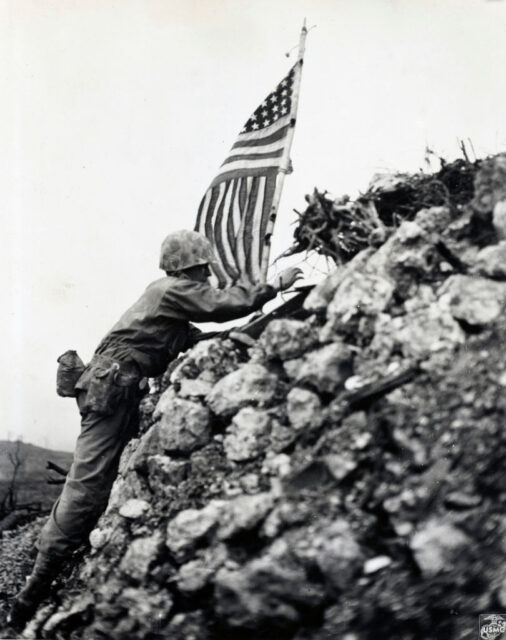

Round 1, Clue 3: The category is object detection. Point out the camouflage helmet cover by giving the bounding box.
[159,230,217,272]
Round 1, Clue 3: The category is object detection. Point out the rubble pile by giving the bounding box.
[287,158,479,265]
[3,154,506,640]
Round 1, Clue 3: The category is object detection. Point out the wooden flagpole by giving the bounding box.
[260,19,307,281]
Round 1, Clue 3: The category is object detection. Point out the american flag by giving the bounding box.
[195,63,300,288]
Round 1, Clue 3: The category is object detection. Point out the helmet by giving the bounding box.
[159,230,217,272]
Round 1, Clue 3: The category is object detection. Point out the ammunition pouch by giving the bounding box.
[75,354,142,416]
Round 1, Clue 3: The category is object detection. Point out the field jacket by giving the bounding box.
[93,276,276,377]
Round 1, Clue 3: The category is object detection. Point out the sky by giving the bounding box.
[1,0,506,451]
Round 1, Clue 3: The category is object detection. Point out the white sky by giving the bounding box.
[1,0,506,451]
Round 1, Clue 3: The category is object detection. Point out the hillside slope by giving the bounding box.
[2,154,506,640]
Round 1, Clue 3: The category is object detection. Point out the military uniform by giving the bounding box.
[37,276,275,557]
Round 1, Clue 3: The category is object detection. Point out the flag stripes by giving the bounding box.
[195,64,297,287]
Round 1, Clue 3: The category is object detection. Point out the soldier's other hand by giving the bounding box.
[272,267,303,292]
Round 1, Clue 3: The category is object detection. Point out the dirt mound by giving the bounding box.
[4,154,506,640]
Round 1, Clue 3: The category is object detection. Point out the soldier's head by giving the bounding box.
[160,230,216,283]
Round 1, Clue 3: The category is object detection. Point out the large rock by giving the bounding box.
[217,492,276,540]
[223,407,272,462]
[292,520,363,591]
[370,299,466,360]
[208,363,282,418]
[176,545,228,595]
[259,319,318,361]
[440,275,506,327]
[214,547,325,629]
[166,500,225,562]
[410,519,470,577]
[156,390,211,453]
[286,387,323,431]
[328,270,395,322]
[170,337,240,385]
[119,532,164,582]
[474,241,506,279]
[284,343,353,394]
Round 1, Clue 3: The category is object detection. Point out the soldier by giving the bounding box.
[9,230,301,628]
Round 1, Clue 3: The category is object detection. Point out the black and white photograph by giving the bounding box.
[1,1,506,638]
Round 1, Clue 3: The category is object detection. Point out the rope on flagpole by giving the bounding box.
[260,19,308,282]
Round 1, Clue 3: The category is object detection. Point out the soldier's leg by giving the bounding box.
[37,389,139,557]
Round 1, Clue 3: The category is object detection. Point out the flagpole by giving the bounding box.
[260,19,307,282]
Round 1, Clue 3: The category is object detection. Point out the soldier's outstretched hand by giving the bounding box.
[271,267,303,292]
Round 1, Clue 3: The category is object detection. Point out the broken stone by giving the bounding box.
[261,453,292,478]
[223,407,271,462]
[117,498,150,520]
[440,275,506,327]
[178,378,214,398]
[286,387,323,431]
[119,532,164,582]
[410,519,470,577]
[284,343,353,394]
[208,363,282,417]
[214,551,324,630]
[259,319,318,361]
[177,558,214,595]
[166,500,226,562]
[89,527,111,550]
[474,241,506,279]
[217,492,276,540]
[157,392,211,453]
[313,521,363,590]
[327,271,395,322]
[304,250,372,313]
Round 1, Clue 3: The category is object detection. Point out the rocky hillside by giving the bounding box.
[2,154,506,640]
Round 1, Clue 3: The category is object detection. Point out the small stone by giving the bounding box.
[240,473,260,494]
[323,454,358,482]
[89,528,110,549]
[119,498,150,520]
[261,453,292,478]
[363,555,392,574]
[176,558,214,594]
[208,363,282,418]
[286,387,323,431]
[223,407,271,462]
[444,491,482,509]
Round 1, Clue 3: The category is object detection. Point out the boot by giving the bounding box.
[8,552,61,631]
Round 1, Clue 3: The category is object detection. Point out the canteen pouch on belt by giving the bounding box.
[56,350,86,397]
[84,363,123,415]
